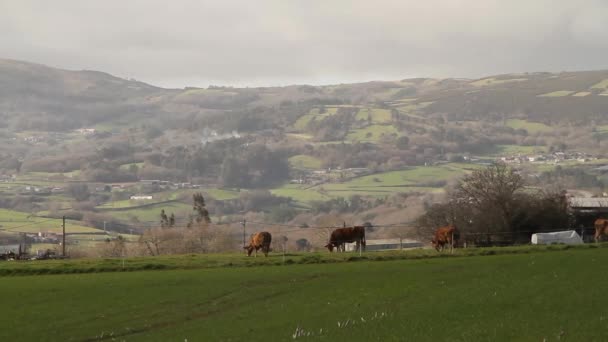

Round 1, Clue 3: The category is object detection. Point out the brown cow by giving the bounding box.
[432,225,459,252]
[594,218,608,242]
[244,232,272,257]
[325,226,366,252]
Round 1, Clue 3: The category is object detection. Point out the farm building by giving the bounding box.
[568,197,608,241]
[344,238,422,252]
[0,244,20,254]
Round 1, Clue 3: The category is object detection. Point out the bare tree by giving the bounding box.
[455,163,525,233]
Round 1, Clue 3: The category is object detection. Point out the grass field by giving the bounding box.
[270,184,332,204]
[591,78,608,89]
[288,154,323,169]
[306,164,469,198]
[346,124,400,142]
[355,108,392,123]
[99,201,193,223]
[0,208,98,234]
[537,90,576,97]
[293,108,338,131]
[470,77,527,87]
[493,144,548,155]
[1,245,608,341]
[505,119,552,133]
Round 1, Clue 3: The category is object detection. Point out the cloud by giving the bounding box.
[1,0,607,87]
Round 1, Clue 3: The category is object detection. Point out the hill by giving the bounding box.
[1,58,608,241]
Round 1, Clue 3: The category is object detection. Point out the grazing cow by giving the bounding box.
[244,231,272,257]
[432,225,460,252]
[594,218,608,242]
[325,226,366,252]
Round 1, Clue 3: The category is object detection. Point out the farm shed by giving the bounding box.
[568,197,608,241]
[531,230,583,245]
[344,238,422,252]
[0,244,20,254]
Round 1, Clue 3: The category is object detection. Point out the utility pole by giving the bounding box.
[62,216,66,257]
[103,221,107,234]
[242,219,246,253]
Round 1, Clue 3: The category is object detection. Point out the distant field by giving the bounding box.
[397,101,433,113]
[346,124,400,142]
[292,107,338,131]
[355,108,392,123]
[99,201,193,223]
[307,164,470,198]
[494,144,548,155]
[288,154,323,169]
[537,90,576,97]
[573,91,591,97]
[203,188,241,200]
[591,78,608,89]
[270,184,332,204]
[470,77,527,87]
[0,208,99,234]
[505,119,552,133]
[285,133,313,140]
[2,246,608,341]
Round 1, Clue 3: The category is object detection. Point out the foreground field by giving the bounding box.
[1,245,608,341]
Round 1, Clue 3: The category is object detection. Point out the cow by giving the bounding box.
[432,225,459,252]
[244,231,272,257]
[325,226,366,253]
[594,218,608,242]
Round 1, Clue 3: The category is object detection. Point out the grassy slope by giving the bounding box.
[289,155,323,169]
[1,246,608,341]
[505,119,552,133]
[0,208,98,234]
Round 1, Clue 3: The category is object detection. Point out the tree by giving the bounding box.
[395,136,409,150]
[160,209,175,229]
[67,183,90,201]
[188,192,211,227]
[454,163,524,233]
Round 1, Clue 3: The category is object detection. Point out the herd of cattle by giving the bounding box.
[243,218,608,257]
[243,224,460,257]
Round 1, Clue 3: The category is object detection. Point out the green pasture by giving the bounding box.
[505,119,552,133]
[470,77,527,87]
[286,133,314,140]
[346,124,400,142]
[99,201,193,223]
[288,154,323,169]
[305,164,469,198]
[591,78,608,89]
[292,107,338,131]
[203,188,241,200]
[0,208,98,234]
[1,245,608,341]
[396,101,433,113]
[355,108,392,123]
[537,90,576,97]
[270,184,332,204]
[493,144,548,155]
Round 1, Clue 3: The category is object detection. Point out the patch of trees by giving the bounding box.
[310,195,371,214]
[417,163,571,245]
[537,166,605,190]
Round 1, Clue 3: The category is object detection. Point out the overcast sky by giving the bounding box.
[1,0,608,88]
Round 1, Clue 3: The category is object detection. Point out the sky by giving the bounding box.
[1,0,608,88]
